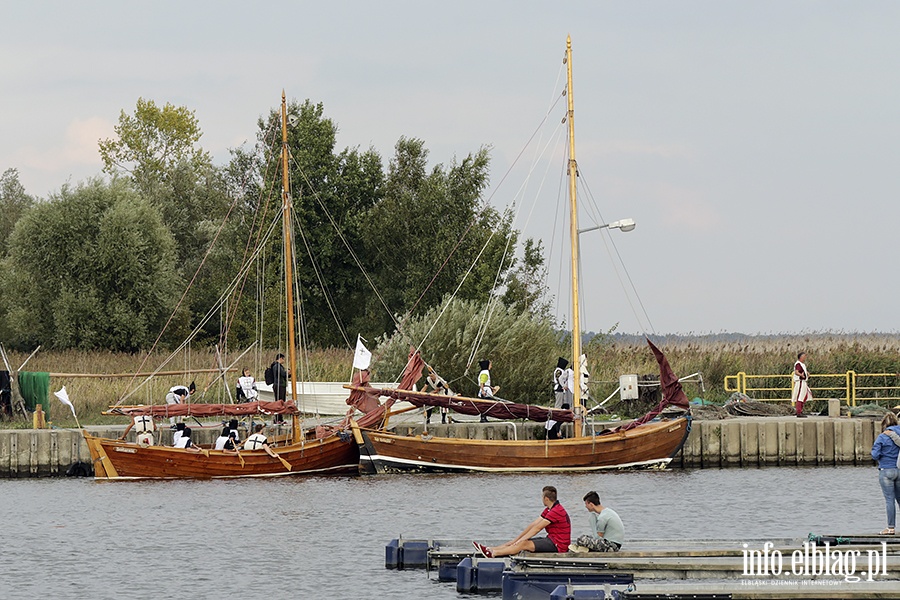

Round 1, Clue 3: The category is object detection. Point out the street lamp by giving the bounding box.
[577,218,636,235]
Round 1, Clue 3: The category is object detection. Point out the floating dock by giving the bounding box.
[549,580,900,599]
[387,535,900,599]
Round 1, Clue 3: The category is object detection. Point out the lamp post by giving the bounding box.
[578,218,636,235]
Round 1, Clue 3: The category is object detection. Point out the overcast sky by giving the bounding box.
[3,1,899,336]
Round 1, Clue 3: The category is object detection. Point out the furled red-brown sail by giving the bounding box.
[398,347,425,390]
[108,400,298,418]
[617,338,690,432]
[357,386,574,423]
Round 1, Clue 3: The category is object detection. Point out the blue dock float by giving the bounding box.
[438,557,459,582]
[456,556,507,592]
[385,537,506,574]
[384,538,431,569]
[502,572,634,600]
[550,585,630,600]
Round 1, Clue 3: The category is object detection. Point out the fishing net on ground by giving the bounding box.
[725,398,793,417]
[689,404,731,420]
[848,403,890,418]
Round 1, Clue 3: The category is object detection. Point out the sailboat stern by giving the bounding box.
[350,421,382,475]
[664,412,692,465]
[83,431,118,479]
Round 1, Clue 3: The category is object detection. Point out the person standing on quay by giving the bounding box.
[871,412,900,535]
[271,354,288,402]
[165,382,194,426]
[425,366,451,424]
[791,352,812,418]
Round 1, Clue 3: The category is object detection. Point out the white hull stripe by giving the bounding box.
[96,462,358,481]
[359,453,670,472]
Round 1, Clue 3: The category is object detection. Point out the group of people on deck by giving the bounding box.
[122,417,277,457]
[158,353,291,412]
[473,485,624,558]
[117,352,295,453]
[420,355,581,427]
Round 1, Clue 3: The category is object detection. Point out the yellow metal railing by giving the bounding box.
[724,371,900,407]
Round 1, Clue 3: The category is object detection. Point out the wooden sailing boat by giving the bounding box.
[349,37,691,473]
[83,93,359,479]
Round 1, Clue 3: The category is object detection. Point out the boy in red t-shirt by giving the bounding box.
[474,485,571,557]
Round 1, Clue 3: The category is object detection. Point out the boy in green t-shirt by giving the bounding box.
[571,490,624,552]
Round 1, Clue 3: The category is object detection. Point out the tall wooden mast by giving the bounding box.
[565,36,584,438]
[281,92,301,441]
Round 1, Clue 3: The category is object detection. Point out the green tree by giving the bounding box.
[502,237,552,319]
[2,179,180,351]
[0,168,35,257]
[99,98,211,191]
[255,99,384,349]
[97,98,223,274]
[361,138,518,337]
[98,98,244,346]
[150,163,239,345]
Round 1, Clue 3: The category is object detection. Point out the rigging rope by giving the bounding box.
[289,154,402,342]
[116,119,279,406]
[463,99,568,372]
[290,205,352,349]
[115,214,283,405]
[222,120,281,362]
[577,171,656,336]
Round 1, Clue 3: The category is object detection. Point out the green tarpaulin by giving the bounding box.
[18,371,50,414]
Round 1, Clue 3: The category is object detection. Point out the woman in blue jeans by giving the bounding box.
[871,412,900,535]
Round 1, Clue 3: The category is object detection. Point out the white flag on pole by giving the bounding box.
[54,386,77,418]
[353,335,372,370]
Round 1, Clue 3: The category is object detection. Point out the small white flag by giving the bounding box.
[54,386,77,418]
[352,335,372,370]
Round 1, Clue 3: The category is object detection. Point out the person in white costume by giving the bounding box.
[236,368,258,402]
[791,352,812,418]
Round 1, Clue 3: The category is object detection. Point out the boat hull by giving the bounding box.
[353,417,690,473]
[84,431,359,480]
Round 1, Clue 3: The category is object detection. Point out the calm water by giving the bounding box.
[0,466,885,600]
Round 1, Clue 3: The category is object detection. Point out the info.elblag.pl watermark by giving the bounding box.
[742,541,889,583]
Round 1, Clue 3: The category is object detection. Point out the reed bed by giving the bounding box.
[585,333,900,411]
[4,333,900,427]
[2,347,353,428]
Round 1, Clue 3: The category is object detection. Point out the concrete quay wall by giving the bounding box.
[0,425,223,478]
[674,416,881,469]
[0,416,883,477]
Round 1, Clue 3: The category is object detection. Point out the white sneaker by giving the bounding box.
[568,544,590,553]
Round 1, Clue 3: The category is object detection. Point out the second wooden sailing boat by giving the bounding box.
[349,37,691,473]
